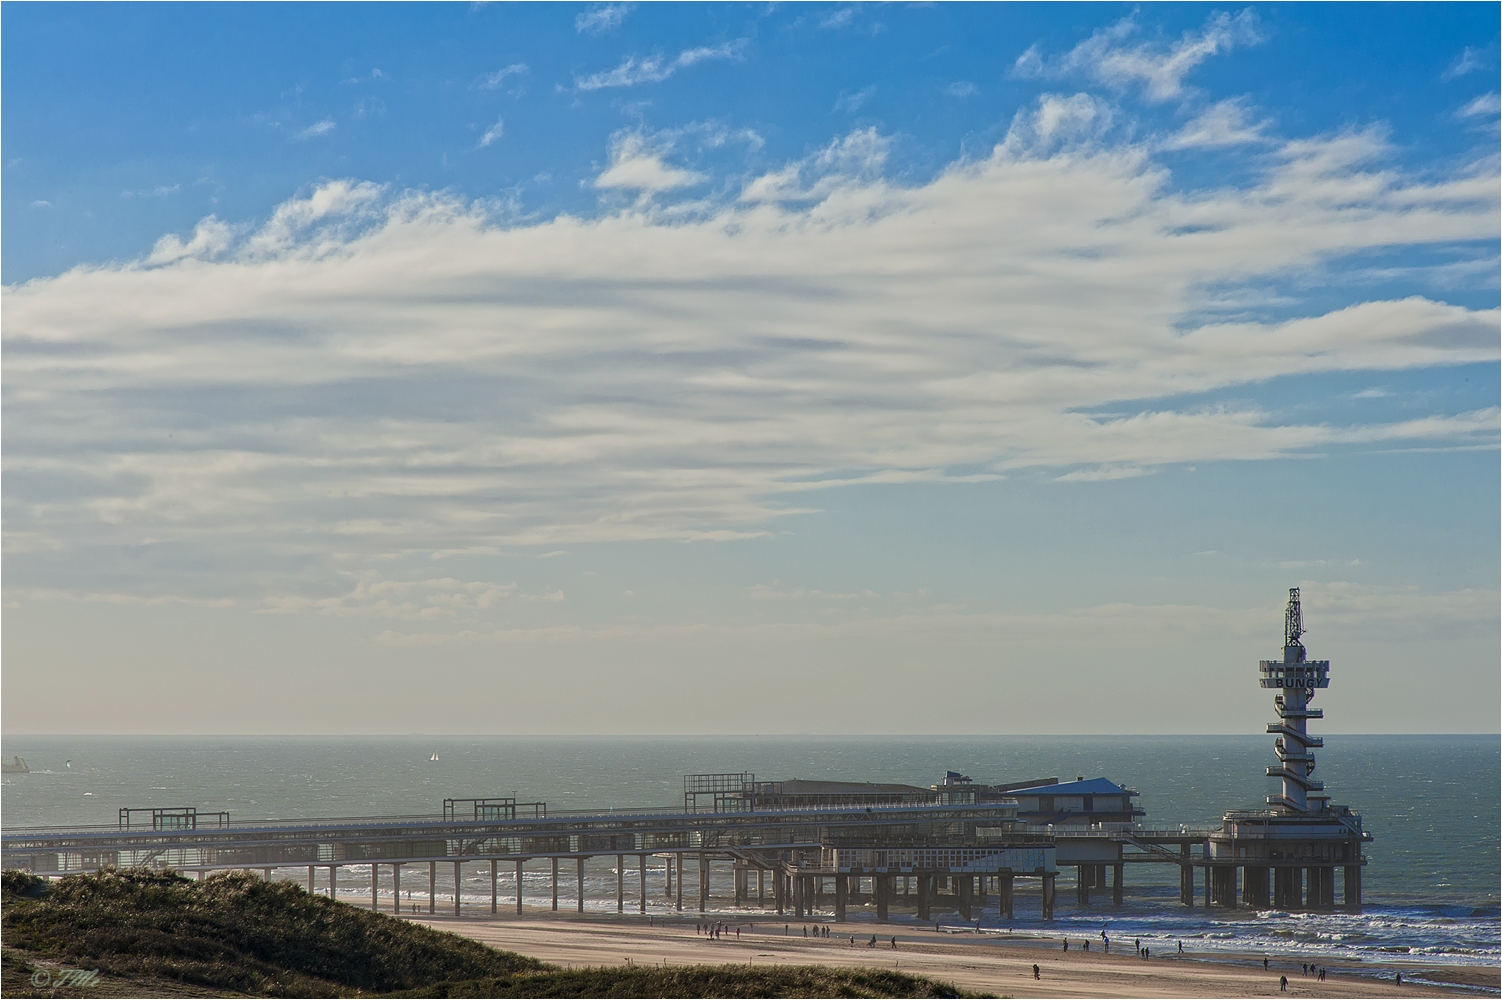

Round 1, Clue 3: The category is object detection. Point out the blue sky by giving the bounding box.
[3,3,1498,736]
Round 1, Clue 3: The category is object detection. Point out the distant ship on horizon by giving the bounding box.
[2,756,30,774]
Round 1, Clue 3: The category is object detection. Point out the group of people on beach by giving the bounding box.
[695,921,738,941]
[1277,961,1329,990]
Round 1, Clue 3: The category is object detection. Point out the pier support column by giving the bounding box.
[1077,866,1089,906]
[428,861,436,914]
[876,875,889,922]
[835,875,848,921]
[917,874,930,920]
[639,856,647,914]
[515,860,524,914]
[958,874,972,921]
[793,870,804,917]
[675,853,684,911]
[394,863,402,914]
[698,853,709,913]
[1309,867,1335,910]
[491,860,498,914]
[1000,873,1015,919]
[1041,872,1056,920]
[1179,864,1194,906]
[1111,864,1123,907]
[618,855,625,913]
[577,856,586,913]
[373,864,380,911]
[453,861,462,915]
[1211,865,1237,908]
[551,858,559,911]
[1274,867,1302,909]
[1343,865,1361,909]
[330,866,337,900]
[757,868,765,904]
[1243,866,1269,908]
[774,869,784,915]
[733,863,744,906]
[665,855,672,897]
[308,866,315,893]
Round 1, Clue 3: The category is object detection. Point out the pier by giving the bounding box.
[2,591,1370,921]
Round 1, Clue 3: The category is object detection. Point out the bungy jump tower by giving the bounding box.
[1207,588,1371,910]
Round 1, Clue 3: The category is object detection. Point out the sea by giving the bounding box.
[3,734,1497,983]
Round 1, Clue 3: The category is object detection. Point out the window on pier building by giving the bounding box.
[1083,796,1093,811]
[1038,796,1053,812]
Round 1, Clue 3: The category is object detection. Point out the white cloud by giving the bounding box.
[1459,92,1500,118]
[820,7,858,30]
[741,128,890,202]
[1054,465,1152,482]
[575,3,633,34]
[1443,46,1484,80]
[575,39,746,90]
[1163,98,1270,150]
[475,63,529,90]
[31,200,51,208]
[4,126,1496,601]
[293,120,337,140]
[146,216,236,265]
[477,116,505,148]
[1001,93,1114,152]
[594,132,705,191]
[1016,11,1261,103]
[944,82,978,99]
[833,85,875,113]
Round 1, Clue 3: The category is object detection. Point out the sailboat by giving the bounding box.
[429,751,440,762]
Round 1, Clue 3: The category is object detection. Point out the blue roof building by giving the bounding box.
[1005,777,1144,828]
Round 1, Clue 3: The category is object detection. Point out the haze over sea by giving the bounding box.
[3,733,1496,975]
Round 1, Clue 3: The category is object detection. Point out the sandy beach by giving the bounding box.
[405,911,1498,998]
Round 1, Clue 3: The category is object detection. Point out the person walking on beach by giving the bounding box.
[890,936,897,949]
[1264,957,1269,970]
[1062,940,1068,952]
[1032,964,1040,980]
[1280,975,1288,991]
[1178,940,1183,954]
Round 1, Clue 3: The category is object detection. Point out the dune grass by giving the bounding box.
[1,868,976,998]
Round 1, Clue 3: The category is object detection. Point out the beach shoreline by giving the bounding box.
[406,909,1500,998]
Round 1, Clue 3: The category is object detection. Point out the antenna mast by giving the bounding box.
[1284,587,1305,658]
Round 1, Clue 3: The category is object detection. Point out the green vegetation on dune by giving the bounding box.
[1,869,976,998]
